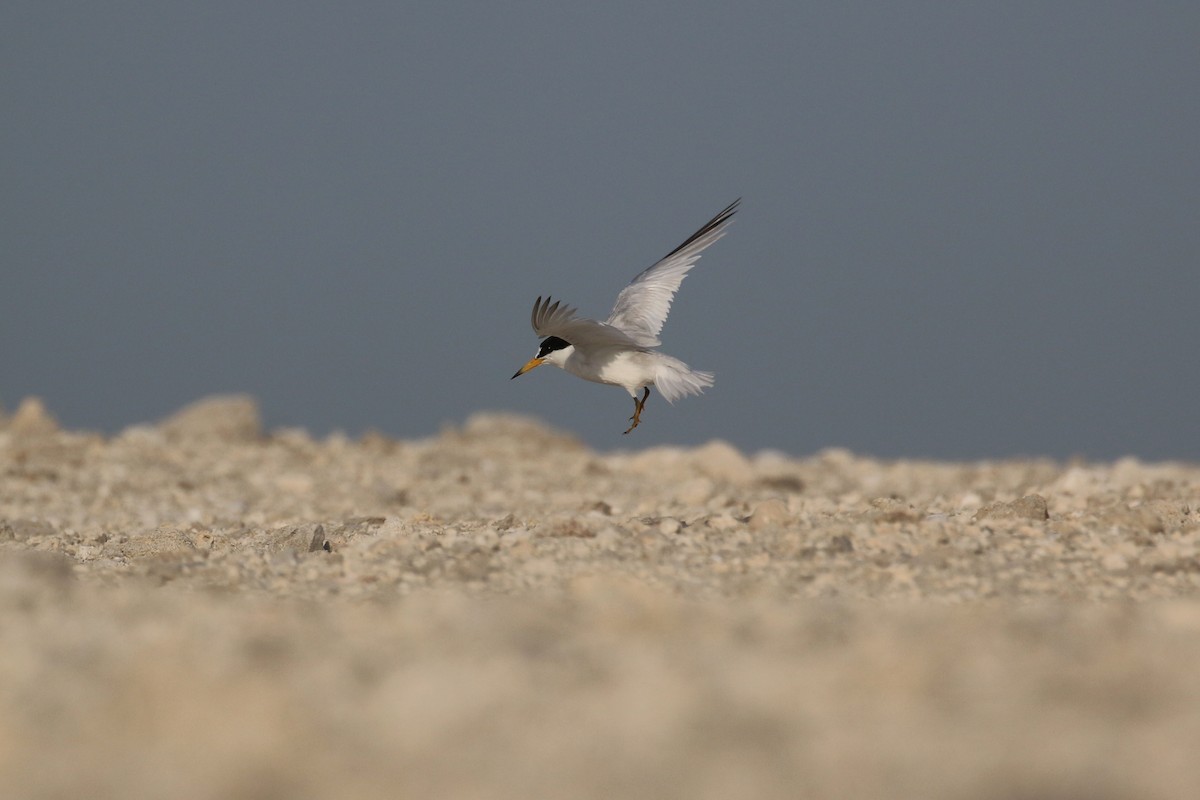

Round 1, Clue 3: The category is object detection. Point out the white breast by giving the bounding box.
[565,348,657,396]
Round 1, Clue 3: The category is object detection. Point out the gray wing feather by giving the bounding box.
[530,295,643,349]
[605,199,739,346]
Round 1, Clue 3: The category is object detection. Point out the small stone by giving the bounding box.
[705,514,741,532]
[828,534,854,553]
[749,499,789,531]
[972,494,1049,522]
[658,518,682,536]
[543,519,594,538]
[253,524,326,555]
[589,501,614,516]
[869,497,921,523]
[308,524,329,553]
[103,527,198,560]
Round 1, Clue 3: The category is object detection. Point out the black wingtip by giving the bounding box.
[715,198,741,224]
[661,198,741,261]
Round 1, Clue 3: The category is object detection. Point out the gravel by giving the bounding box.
[2,395,1199,799]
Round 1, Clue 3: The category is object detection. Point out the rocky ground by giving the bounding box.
[2,394,1199,799]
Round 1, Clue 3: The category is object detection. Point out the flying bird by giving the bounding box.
[512,199,738,434]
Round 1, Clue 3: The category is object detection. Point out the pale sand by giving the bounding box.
[2,395,1199,799]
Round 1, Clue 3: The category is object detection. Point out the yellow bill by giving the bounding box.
[511,357,544,379]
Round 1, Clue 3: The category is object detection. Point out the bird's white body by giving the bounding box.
[513,199,737,432]
[550,344,714,403]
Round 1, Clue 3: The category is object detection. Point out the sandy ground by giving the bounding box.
[2,394,1200,799]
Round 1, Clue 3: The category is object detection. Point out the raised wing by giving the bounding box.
[605,198,739,346]
[530,295,643,349]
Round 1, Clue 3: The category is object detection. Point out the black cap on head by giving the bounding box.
[537,336,571,358]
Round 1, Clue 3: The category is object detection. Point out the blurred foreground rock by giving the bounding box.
[157,393,262,442]
[8,396,60,437]
[2,396,1200,800]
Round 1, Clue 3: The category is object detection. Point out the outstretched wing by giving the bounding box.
[530,295,643,349]
[605,198,739,346]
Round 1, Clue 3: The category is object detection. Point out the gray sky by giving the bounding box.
[3,3,1198,460]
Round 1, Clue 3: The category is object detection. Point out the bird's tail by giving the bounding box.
[654,356,715,404]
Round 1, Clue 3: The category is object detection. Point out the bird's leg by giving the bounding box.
[623,387,651,435]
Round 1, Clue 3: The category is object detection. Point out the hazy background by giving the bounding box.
[3,3,1197,460]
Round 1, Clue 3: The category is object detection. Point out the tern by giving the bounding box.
[512,199,738,434]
